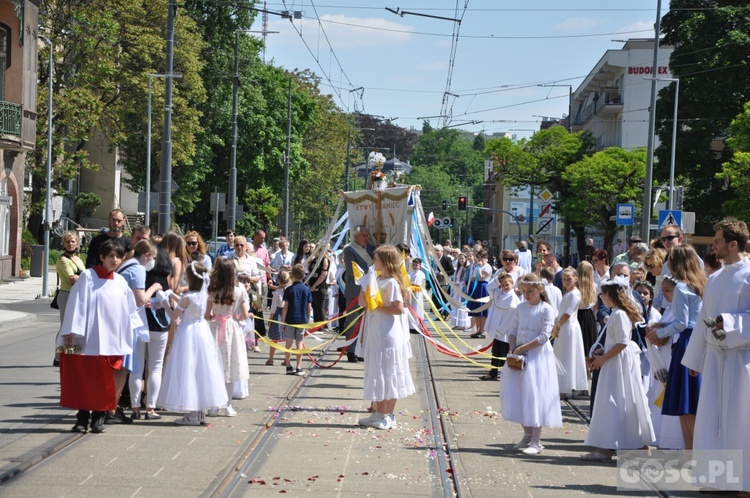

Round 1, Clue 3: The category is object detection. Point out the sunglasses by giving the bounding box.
[186,241,198,246]
[660,234,679,242]
[502,258,515,262]
[235,244,245,248]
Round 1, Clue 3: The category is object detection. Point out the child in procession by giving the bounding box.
[551,267,589,399]
[582,276,655,461]
[480,272,519,381]
[282,264,312,376]
[499,273,562,455]
[206,258,251,415]
[156,262,228,426]
[358,245,416,430]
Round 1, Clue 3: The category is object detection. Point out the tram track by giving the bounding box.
[206,329,461,498]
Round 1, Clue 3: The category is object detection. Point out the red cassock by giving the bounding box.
[59,354,122,411]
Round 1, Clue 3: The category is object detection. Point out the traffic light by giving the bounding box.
[457,196,467,211]
[441,200,447,211]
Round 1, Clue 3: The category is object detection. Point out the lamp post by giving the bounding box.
[40,36,53,298]
[538,83,573,263]
[641,0,663,241]
[659,77,679,210]
[146,73,181,227]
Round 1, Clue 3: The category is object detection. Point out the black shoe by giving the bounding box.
[347,353,358,363]
[286,365,295,375]
[130,411,141,420]
[90,412,106,433]
[105,407,133,425]
[356,357,365,362]
[71,424,87,434]
[53,358,60,367]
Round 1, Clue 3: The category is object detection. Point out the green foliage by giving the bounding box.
[74,192,102,220]
[563,148,647,251]
[49,249,63,267]
[408,127,485,240]
[29,0,206,236]
[718,101,750,220]
[656,0,750,221]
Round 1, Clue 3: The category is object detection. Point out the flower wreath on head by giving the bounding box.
[189,260,210,290]
[600,274,630,290]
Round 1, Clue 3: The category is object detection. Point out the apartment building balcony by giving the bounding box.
[0,100,35,151]
[573,88,623,126]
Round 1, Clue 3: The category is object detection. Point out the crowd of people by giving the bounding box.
[52,208,750,493]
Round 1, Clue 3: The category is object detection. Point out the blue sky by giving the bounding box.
[253,1,670,140]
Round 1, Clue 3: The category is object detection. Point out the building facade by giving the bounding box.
[0,0,39,279]
[572,38,674,150]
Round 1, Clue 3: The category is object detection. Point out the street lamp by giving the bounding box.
[147,73,181,227]
[40,36,53,298]
[653,77,679,210]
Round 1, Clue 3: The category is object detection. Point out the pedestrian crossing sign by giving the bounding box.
[658,209,682,229]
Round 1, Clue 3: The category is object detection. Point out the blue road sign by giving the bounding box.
[616,203,634,226]
[658,209,682,229]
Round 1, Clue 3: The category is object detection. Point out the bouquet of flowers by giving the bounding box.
[370,170,387,183]
[368,151,386,169]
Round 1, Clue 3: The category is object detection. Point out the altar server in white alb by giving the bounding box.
[682,220,750,495]
[58,239,140,434]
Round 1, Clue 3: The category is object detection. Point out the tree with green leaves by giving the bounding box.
[485,126,594,257]
[657,0,750,222]
[30,0,205,235]
[408,123,485,242]
[717,101,750,221]
[562,148,646,253]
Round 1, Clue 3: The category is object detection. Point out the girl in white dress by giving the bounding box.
[358,245,416,430]
[582,276,655,461]
[552,267,589,398]
[206,258,251,417]
[499,273,562,455]
[407,258,427,333]
[157,262,228,425]
[449,253,471,330]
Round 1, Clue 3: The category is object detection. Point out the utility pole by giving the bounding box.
[40,36,53,298]
[157,0,177,234]
[227,31,239,230]
[641,0,662,241]
[283,77,292,237]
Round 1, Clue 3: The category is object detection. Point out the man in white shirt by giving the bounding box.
[515,240,532,273]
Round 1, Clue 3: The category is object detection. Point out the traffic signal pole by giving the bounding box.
[465,204,524,245]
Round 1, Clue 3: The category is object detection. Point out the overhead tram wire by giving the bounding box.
[261,3,739,13]
[437,1,470,127]
[279,0,363,113]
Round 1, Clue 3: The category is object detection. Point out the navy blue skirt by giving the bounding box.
[661,328,701,416]
[467,280,489,317]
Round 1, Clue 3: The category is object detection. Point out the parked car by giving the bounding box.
[207,236,226,259]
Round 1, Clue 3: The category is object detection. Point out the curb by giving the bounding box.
[0,312,37,329]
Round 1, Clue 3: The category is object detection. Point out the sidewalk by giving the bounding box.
[0,272,52,328]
